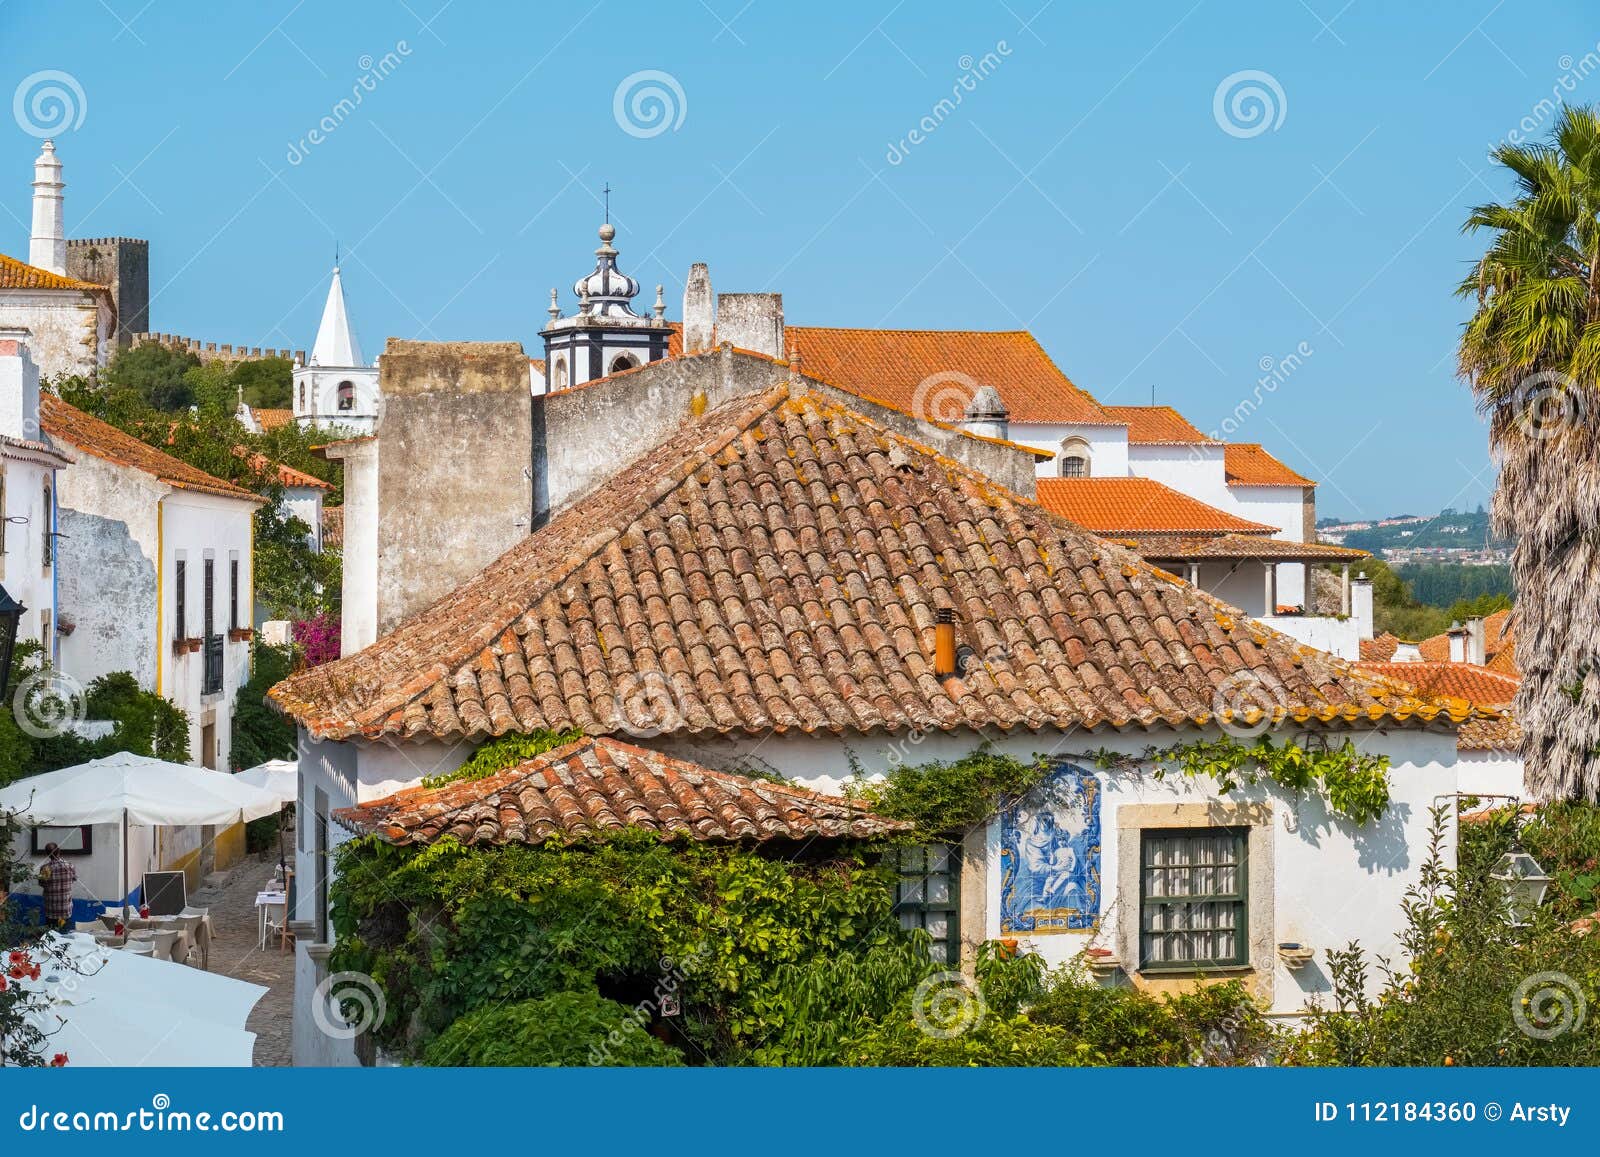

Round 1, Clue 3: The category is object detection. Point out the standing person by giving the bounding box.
[37,843,77,928]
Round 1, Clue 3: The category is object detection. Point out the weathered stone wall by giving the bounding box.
[132,332,303,365]
[374,340,532,635]
[534,347,1041,521]
[66,237,148,345]
[0,292,107,381]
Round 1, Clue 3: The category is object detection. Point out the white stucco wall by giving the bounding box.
[1456,749,1526,799]
[279,484,325,552]
[0,291,112,382]
[1261,614,1362,660]
[0,453,64,654]
[1013,422,1129,478]
[294,365,379,435]
[327,439,378,654]
[159,490,257,769]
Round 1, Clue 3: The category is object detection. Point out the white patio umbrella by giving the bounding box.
[234,758,298,876]
[13,933,266,1066]
[0,752,282,920]
[234,759,297,805]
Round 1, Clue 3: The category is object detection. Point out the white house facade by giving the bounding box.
[43,395,262,770]
[0,332,72,656]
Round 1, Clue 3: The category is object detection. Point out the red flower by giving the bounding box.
[139,906,150,918]
[8,950,29,965]
[7,965,24,980]
[0,974,8,992]
[28,965,40,980]
[50,1053,68,1067]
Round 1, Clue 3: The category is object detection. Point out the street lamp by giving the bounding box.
[0,584,24,701]
[1491,840,1553,927]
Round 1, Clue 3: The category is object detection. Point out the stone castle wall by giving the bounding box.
[65,237,149,346]
[132,331,305,365]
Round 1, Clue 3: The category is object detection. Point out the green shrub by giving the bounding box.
[423,991,686,1067]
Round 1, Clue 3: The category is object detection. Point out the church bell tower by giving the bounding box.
[539,215,671,392]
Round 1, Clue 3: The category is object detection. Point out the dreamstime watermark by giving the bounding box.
[613,70,688,139]
[885,41,1013,165]
[1198,340,1314,444]
[911,970,986,1039]
[587,945,708,1065]
[908,368,980,424]
[16,1094,284,1134]
[12,669,86,740]
[1510,369,1586,442]
[13,70,87,138]
[311,970,386,1040]
[1211,671,1288,739]
[1512,971,1587,1040]
[610,669,688,738]
[1212,70,1286,139]
[286,42,413,166]
[1499,45,1600,151]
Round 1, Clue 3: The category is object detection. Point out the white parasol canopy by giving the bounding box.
[233,759,298,807]
[14,933,266,1066]
[0,752,283,918]
[0,751,282,826]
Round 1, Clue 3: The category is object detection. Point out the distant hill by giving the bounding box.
[1320,507,1507,556]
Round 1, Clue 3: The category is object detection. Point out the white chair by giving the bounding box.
[73,920,103,934]
[120,940,154,956]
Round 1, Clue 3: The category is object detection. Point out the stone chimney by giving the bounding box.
[959,385,1010,442]
[0,329,41,441]
[1446,621,1468,663]
[30,140,66,275]
[715,292,784,359]
[683,263,714,354]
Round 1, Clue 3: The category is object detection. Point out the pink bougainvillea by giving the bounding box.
[293,614,342,668]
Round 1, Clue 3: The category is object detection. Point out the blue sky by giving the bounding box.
[4,0,1592,518]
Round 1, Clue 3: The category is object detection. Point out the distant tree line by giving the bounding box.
[1393,563,1513,607]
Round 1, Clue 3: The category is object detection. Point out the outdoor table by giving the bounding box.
[100,912,214,969]
[255,891,288,951]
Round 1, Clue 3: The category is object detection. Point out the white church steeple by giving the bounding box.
[29,139,66,275]
[310,264,363,367]
[294,263,379,434]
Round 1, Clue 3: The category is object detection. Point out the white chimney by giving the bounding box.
[1447,621,1468,663]
[1466,617,1486,666]
[30,140,66,275]
[1350,573,1373,642]
[0,329,41,442]
[960,385,1010,442]
[715,292,784,359]
[683,263,714,354]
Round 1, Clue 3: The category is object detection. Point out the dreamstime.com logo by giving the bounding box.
[1512,971,1587,1040]
[1212,70,1286,139]
[13,70,87,138]
[613,70,687,139]
[15,1094,284,1134]
[311,971,386,1041]
[909,369,979,425]
[1211,671,1288,739]
[912,970,986,1039]
[12,669,87,740]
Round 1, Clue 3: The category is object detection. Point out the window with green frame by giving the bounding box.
[1138,827,1248,971]
[891,845,960,964]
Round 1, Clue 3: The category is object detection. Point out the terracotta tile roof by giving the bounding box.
[1225,443,1314,488]
[40,396,262,502]
[253,408,294,431]
[1415,609,1517,672]
[1104,405,1217,445]
[785,326,1113,426]
[1353,661,1519,707]
[1124,534,1368,563]
[1360,633,1402,662]
[333,735,910,845]
[0,252,108,294]
[272,383,1483,743]
[322,505,343,549]
[1034,477,1279,536]
[1457,711,1521,753]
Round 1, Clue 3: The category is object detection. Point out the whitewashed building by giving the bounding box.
[0,142,116,382]
[43,394,262,769]
[271,357,1484,1064]
[0,332,72,655]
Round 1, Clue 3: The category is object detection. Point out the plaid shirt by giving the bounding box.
[39,856,77,920]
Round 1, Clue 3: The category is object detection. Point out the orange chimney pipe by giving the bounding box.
[934,609,956,677]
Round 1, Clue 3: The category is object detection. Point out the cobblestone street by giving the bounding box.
[192,850,295,1067]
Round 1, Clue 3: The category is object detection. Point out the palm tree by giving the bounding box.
[1458,104,1600,802]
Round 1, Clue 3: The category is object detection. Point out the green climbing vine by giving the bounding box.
[849,744,1051,839]
[1093,733,1392,825]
